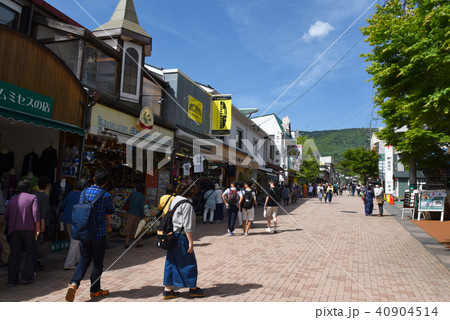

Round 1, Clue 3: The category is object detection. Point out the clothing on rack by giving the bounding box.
[193,154,205,173]
[0,150,14,176]
[182,162,192,177]
[21,151,39,178]
[39,146,58,182]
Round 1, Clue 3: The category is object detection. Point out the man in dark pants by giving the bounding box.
[65,169,114,302]
[222,182,241,236]
[5,180,40,286]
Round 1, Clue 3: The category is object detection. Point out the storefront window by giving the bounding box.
[45,40,80,76]
[82,43,117,95]
[122,47,139,95]
[0,3,18,28]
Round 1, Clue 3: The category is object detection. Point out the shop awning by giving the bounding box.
[0,106,85,136]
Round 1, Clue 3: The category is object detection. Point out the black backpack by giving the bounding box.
[242,190,254,210]
[156,199,191,250]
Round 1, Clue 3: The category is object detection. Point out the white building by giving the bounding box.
[251,114,297,182]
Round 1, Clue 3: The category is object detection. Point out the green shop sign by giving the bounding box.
[0,81,54,119]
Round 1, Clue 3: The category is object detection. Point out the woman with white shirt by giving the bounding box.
[163,179,208,300]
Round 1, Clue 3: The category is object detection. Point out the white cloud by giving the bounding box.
[302,20,334,42]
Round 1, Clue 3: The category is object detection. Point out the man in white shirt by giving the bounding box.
[374,184,384,216]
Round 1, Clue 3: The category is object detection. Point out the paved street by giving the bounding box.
[1,195,450,302]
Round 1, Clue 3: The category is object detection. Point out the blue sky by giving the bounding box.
[46,0,381,132]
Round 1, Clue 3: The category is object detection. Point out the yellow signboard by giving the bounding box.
[187,95,203,124]
[211,95,232,136]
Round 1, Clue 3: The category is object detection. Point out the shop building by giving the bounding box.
[1,0,175,235]
[251,114,297,183]
[0,1,87,244]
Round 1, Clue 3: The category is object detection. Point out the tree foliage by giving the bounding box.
[342,147,378,183]
[361,0,450,168]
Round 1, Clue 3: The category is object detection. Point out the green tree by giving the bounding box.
[299,160,320,183]
[361,0,450,186]
[342,147,378,183]
[297,134,321,182]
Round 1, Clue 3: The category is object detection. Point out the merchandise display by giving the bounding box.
[109,188,159,236]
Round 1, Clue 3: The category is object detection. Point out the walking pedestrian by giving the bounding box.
[203,184,216,224]
[214,183,224,222]
[363,185,375,216]
[308,184,313,197]
[34,176,51,271]
[157,185,175,219]
[282,183,290,206]
[61,179,89,270]
[236,183,243,228]
[65,169,114,302]
[222,182,240,236]
[124,183,146,249]
[264,181,279,233]
[351,184,356,196]
[292,183,298,204]
[374,183,384,217]
[5,179,40,286]
[162,179,208,300]
[239,181,257,236]
[0,189,10,267]
[326,184,333,203]
[317,184,324,203]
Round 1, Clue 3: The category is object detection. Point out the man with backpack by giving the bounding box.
[65,169,114,302]
[239,181,257,236]
[221,181,241,236]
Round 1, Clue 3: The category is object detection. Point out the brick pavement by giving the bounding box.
[1,195,450,302]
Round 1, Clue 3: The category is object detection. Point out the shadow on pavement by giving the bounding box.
[102,285,162,300]
[208,283,263,297]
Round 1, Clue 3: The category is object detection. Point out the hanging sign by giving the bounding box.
[187,95,203,124]
[139,106,154,130]
[211,95,232,136]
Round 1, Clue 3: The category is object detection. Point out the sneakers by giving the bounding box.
[266,227,272,232]
[273,227,277,233]
[65,283,78,302]
[90,289,110,299]
[163,290,181,300]
[244,232,248,236]
[189,287,208,298]
[228,232,234,236]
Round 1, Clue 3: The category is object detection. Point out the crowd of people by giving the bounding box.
[1,168,386,301]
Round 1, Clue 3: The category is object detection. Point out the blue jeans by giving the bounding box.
[227,205,239,233]
[70,236,106,293]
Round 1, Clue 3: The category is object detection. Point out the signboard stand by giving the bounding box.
[417,190,447,222]
[402,190,417,220]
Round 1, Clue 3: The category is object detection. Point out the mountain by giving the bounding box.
[298,128,377,165]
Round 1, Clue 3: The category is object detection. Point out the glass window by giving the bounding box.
[0,3,18,28]
[122,48,139,95]
[237,129,243,150]
[142,78,163,117]
[45,40,80,76]
[82,43,117,95]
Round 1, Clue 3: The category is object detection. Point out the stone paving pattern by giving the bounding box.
[1,195,449,302]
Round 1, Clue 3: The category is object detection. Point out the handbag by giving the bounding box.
[376,197,384,204]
